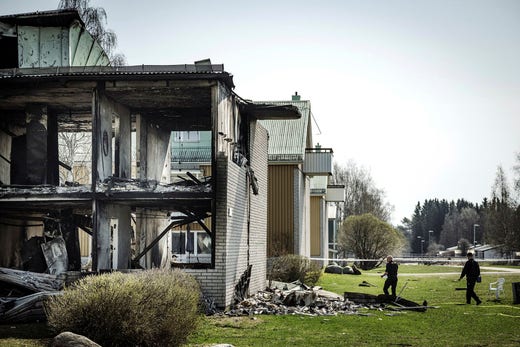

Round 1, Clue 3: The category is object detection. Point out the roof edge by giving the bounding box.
[0,9,83,27]
[0,64,235,88]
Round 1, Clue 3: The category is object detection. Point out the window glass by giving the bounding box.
[197,233,211,254]
[172,232,185,254]
[173,131,200,143]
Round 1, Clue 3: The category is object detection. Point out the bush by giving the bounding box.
[268,255,322,286]
[46,269,201,347]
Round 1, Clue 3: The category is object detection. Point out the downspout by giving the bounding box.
[246,165,251,266]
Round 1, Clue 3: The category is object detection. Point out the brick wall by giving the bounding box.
[186,121,268,308]
[248,121,268,294]
[185,152,228,306]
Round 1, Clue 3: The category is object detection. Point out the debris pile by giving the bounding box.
[225,281,361,316]
[222,281,431,317]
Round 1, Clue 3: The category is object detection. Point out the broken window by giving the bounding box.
[170,228,211,264]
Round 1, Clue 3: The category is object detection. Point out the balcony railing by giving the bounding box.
[303,148,333,176]
[326,185,345,202]
[172,146,212,164]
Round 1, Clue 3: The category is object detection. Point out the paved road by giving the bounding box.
[367,266,520,277]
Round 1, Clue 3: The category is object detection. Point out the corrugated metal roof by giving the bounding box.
[474,244,502,252]
[0,64,234,88]
[257,100,312,163]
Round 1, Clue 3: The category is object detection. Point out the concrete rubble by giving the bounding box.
[222,281,381,317]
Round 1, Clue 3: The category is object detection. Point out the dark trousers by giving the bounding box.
[384,277,398,297]
[466,279,481,304]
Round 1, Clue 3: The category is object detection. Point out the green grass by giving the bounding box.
[186,265,520,347]
[0,323,53,347]
[2,265,520,347]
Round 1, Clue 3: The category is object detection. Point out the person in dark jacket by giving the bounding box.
[459,252,482,305]
[381,255,398,298]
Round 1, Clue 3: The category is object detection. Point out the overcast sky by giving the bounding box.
[2,0,519,224]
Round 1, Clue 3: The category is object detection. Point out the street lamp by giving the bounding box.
[473,224,480,247]
[417,236,424,257]
[428,230,434,245]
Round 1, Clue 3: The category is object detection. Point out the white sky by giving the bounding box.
[2,0,519,224]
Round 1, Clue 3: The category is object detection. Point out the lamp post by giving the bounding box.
[417,236,423,257]
[473,224,480,247]
[428,230,434,245]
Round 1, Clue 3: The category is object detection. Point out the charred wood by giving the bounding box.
[0,267,64,294]
[0,292,60,324]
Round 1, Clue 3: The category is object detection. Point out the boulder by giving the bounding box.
[51,332,101,347]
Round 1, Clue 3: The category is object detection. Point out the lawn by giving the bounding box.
[1,264,519,347]
[186,265,520,347]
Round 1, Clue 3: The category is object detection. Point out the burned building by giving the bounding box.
[0,9,299,307]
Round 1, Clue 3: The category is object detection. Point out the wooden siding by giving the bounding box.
[200,164,212,177]
[172,217,212,231]
[310,196,321,256]
[79,229,91,257]
[267,165,294,256]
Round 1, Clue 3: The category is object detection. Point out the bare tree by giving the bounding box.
[513,152,520,199]
[332,160,393,222]
[58,132,92,184]
[484,165,519,253]
[492,166,513,204]
[58,0,126,65]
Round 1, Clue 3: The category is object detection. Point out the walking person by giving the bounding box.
[381,255,398,298]
[459,252,482,305]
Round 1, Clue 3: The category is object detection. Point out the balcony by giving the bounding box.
[303,148,333,176]
[171,146,212,170]
[326,185,345,202]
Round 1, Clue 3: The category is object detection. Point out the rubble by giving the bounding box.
[224,281,363,317]
[220,281,431,317]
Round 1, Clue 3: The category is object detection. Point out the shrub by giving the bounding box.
[268,255,322,286]
[46,269,201,347]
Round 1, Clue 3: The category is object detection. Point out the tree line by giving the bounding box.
[405,156,520,256]
[333,153,520,265]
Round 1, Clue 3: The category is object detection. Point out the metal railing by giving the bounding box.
[172,147,211,163]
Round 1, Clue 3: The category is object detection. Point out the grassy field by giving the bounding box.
[186,265,520,347]
[1,264,519,346]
